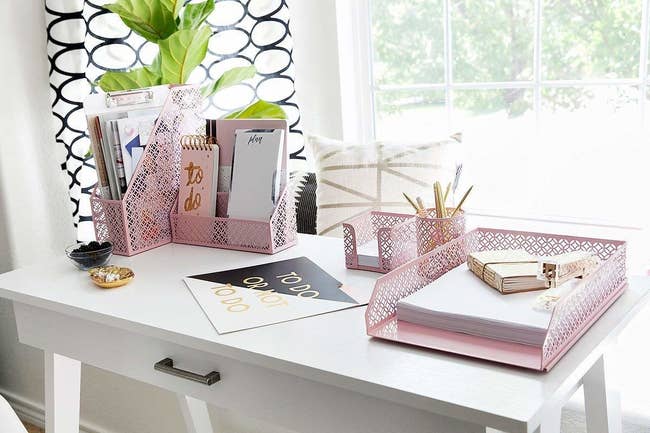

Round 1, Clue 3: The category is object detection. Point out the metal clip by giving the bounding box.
[105,88,154,108]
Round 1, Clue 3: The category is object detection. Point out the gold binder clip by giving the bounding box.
[539,251,599,288]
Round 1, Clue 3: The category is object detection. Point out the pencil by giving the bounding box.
[434,181,446,218]
[450,185,473,218]
[442,182,451,204]
[403,192,421,214]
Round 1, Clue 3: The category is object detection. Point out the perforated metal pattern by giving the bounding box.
[415,208,466,256]
[90,86,204,256]
[343,210,465,273]
[343,211,414,272]
[365,228,627,370]
[170,183,297,254]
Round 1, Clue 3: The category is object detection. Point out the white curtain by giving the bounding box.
[0,1,74,272]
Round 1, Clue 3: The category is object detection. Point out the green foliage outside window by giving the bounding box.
[372,0,641,117]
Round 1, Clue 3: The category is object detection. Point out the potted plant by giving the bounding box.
[98,0,286,119]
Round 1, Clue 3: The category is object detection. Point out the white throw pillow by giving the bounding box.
[307,134,463,236]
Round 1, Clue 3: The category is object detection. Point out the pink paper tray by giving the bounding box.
[365,227,627,371]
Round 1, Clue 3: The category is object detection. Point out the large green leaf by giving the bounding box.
[224,100,287,119]
[159,26,212,84]
[98,67,162,92]
[181,0,215,30]
[200,65,256,98]
[160,0,182,18]
[104,0,177,42]
[148,52,162,75]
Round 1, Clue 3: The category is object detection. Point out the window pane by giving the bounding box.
[536,86,644,222]
[452,0,534,82]
[370,0,445,86]
[453,89,535,212]
[542,0,641,80]
[374,89,448,140]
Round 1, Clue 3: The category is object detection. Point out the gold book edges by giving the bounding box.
[468,249,546,293]
[468,249,599,294]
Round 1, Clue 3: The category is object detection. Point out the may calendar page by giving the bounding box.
[184,257,369,334]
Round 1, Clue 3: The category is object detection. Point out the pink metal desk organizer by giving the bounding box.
[342,208,465,273]
[90,85,205,256]
[170,119,297,254]
[365,227,627,371]
[170,184,297,254]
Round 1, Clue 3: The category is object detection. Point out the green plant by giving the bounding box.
[97,0,286,119]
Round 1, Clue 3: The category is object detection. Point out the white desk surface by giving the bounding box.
[0,234,647,430]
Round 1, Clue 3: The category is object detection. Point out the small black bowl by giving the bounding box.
[65,242,113,270]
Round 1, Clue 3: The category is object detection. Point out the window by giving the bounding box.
[338,0,650,227]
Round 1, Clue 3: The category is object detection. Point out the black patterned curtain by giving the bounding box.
[45,0,304,240]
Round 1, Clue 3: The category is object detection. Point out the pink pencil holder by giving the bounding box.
[415,208,465,256]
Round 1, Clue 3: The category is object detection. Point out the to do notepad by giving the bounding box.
[178,136,219,217]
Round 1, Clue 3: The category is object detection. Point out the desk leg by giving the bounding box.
[44,351,81,433]
[532,406,562,433]
[583,354,622,433]
[177,394,214,433]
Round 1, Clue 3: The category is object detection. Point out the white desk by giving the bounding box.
[0,235,647,433]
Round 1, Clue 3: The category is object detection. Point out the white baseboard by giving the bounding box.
[0,387,118,433]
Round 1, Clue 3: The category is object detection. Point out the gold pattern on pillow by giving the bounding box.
[307,134,463,236]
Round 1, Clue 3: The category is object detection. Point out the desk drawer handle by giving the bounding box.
[154,358,221,386]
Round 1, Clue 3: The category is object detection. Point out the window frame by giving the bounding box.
[335,0,650,229]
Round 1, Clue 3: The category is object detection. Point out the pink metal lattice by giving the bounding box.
[90,85,205,256]
[342,208,465,273]
[343,211,416,273]
[415,208,466,255]
[170,184,297,254]
[365,227,627,371]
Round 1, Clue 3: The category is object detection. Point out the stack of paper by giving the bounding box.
[396,266,554,346]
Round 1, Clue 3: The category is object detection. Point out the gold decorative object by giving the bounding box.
[89,266,135,289]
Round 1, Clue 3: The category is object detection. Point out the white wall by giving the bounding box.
[0,1,341,433]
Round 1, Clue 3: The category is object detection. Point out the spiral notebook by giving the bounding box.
[178,135,220,217]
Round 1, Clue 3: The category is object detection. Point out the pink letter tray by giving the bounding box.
[365,227,627,371]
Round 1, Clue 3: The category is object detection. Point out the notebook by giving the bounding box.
[467,249,548,294]
[227,128,286,221]
[178,136,220,217]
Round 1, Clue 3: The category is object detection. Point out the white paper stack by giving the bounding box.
[396,265,560,346]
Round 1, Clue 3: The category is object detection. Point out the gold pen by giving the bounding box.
[403,192,421,214]
[450,185,473,218]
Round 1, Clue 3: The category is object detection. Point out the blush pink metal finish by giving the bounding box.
[170,185,298,254]
[342,209,465,273]
[342,211,415,273]
[90,85,205,256]
[365,227,627,371]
